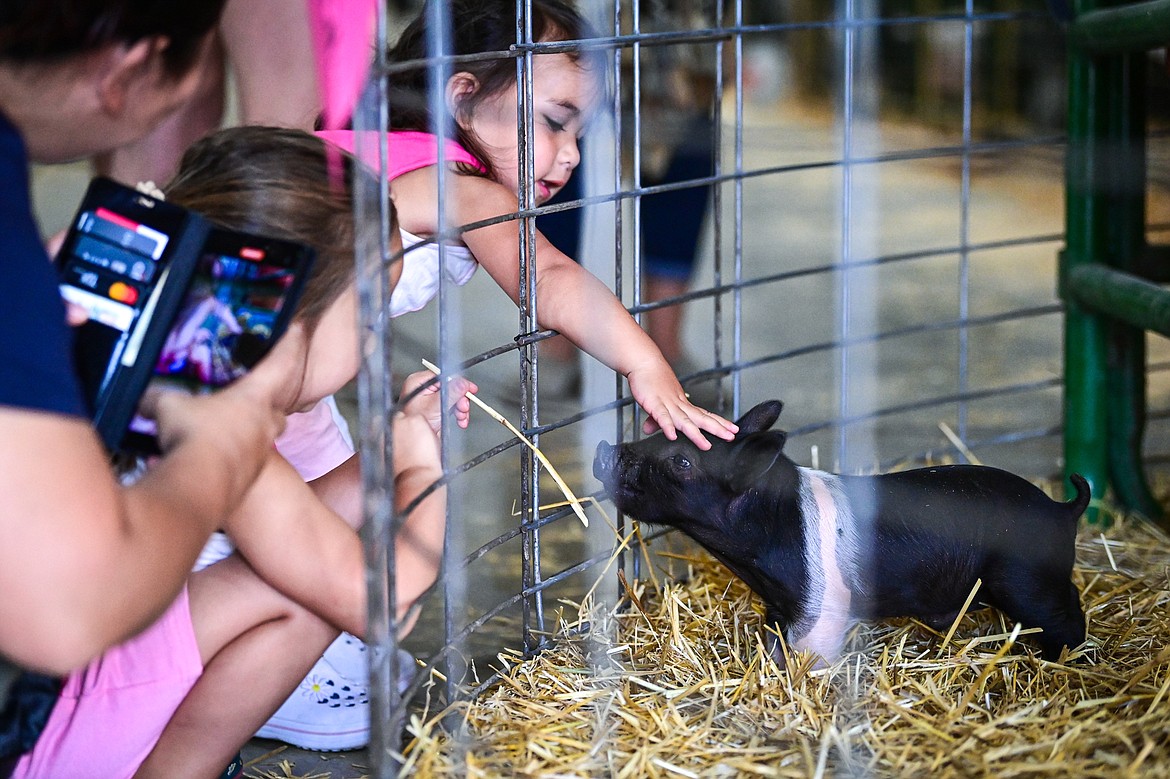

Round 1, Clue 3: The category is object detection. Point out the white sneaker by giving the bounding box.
[255,634,415,752]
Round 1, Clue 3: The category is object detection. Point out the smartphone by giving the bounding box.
[57,177,211,451]
[119,227,315,454]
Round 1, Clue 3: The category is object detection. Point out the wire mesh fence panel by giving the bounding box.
[347,1,1170,774]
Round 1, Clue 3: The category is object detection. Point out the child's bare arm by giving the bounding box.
[304,365,474,537]
[221,445,444,639]
[221,373,469,639]
[307,454,362,530]
[0,326,304,673]
[388,410,445,636]
[389,368,479,632]
[221,450,368,637]
[453,178,737,449]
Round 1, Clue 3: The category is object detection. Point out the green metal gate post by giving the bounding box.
[1104,47,1163,520]
[1063,0,1115,524]
[1063,0,1170,527]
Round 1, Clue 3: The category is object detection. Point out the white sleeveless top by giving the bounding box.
[389,227,479,317]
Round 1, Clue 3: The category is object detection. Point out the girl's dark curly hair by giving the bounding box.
[386,0,606,182]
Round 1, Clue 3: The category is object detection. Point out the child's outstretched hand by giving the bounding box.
[399,369,478,433]
[626,360,738,451]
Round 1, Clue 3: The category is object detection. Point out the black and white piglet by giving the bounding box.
[593,400,1089,666]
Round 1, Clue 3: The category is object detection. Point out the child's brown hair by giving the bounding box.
[386,0,607,182]
[165,126,383,331]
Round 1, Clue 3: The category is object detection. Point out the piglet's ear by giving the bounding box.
[735,400,784,435]
[729,430,788,491]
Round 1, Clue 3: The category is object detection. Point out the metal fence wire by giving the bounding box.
[345,1,1170,774]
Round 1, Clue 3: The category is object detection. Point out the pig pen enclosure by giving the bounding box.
[288,1,1170,776]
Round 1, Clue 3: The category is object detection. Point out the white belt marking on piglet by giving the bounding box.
[793,471,856,666]
[787,473,827,647]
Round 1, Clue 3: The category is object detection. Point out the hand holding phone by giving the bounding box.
[122,227,314,454]
[55,177,314,454]
[141,322,309,457]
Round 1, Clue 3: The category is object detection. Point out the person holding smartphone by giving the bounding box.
[0,0,305,729]
[3,126,470,779]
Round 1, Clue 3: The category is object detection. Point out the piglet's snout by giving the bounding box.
[593,441,617,483]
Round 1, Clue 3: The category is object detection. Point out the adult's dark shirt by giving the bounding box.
[0,109,84,743]
[0,111,86,417]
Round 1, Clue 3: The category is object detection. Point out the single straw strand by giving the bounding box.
[421,359,589,527]
[938,421,983,466]
[939,577,981,653]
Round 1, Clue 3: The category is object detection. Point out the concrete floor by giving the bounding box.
[30,95,1170,778]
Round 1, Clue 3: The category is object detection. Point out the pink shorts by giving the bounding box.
[12,588,203,779]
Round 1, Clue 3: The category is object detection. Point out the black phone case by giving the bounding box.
[117,227,315,456]
[57,177,211,452]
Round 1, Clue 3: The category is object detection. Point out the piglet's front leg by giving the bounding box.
[789,606,853,669]
[763,608,853,671]
[762,605,851,671]
[763,606,793,670]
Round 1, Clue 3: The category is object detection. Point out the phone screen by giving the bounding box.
[124,229,312,449]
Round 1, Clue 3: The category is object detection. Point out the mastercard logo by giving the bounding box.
[108,282,139,304]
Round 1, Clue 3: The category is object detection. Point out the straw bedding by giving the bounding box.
[401,511,1170,777]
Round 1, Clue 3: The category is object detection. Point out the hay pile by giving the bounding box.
[402,515,1170,777]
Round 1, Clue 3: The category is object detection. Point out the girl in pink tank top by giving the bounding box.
[317,0,738,451]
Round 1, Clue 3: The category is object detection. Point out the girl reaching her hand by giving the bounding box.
[318,0,737,450]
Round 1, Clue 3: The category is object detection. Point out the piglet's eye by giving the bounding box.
[670,455,691,470]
